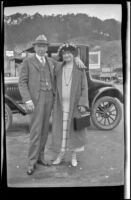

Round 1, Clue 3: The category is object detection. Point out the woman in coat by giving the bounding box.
[51,43,89,167]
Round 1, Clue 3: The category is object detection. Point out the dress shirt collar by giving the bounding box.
[36,53,45,63]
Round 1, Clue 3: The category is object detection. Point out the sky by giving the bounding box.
[4,4,122,21]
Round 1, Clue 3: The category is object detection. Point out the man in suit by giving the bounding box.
[19,34,85,175]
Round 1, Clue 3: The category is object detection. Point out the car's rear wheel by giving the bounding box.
[5,104,12,130]
[91,96,122,130]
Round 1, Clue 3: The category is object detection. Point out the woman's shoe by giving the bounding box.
[27,165,36,175]
[71,153,78,167]
[52,152,64,165]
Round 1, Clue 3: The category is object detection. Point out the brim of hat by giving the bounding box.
[32,41,49,45]
[60,46,77,51]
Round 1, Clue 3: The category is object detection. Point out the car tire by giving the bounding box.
[5,104,12,131]
[91,96,122,130]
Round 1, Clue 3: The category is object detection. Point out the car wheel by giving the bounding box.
[91,96,122,130]
[5,104,12,130]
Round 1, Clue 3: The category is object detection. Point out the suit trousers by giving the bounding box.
[28,90,53,166]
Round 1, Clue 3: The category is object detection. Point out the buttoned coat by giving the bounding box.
[19,55,56,105]
[52,61,89,154]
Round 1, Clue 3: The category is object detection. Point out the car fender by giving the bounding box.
[91,86,123,107]
[4,95,27,115]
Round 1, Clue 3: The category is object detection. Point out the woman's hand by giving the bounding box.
[78,106,87,113]
[74,57,86,69]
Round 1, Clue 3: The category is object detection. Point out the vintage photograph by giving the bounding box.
[2,3,127,193]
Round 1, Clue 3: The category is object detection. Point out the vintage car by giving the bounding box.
[4,44,123,131]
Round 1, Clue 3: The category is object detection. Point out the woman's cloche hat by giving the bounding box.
[57,43,78,60]
[58,43,77,54]
[32,34,49,46]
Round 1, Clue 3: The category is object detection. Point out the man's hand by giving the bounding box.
[74,57,86,69]
[25,100,35,113]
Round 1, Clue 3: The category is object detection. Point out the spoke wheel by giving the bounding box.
[91,96,122,130]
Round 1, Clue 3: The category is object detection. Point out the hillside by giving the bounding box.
[4,13,121,48]
[4,13,122,68]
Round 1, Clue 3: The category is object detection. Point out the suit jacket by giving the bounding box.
[19,54,56,104]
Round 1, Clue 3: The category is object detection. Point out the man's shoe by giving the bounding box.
[37,159,51,166]
[27,165,35,175]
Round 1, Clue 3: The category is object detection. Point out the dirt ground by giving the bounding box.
[5,84,124,187]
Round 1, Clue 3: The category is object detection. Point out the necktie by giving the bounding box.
[41,57,45,66]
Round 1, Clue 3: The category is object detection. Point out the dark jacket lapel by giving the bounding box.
[30,55,41,71]
[45,56,54,79]
[69,61,81,118]
[57,64,63,105]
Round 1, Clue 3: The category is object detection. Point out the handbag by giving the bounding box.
[74,108,91,131]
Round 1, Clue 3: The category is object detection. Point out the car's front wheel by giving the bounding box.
[91,96,122,130]
[5,104,12,131]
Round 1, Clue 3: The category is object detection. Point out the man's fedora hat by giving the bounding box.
[32,34,49,46]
